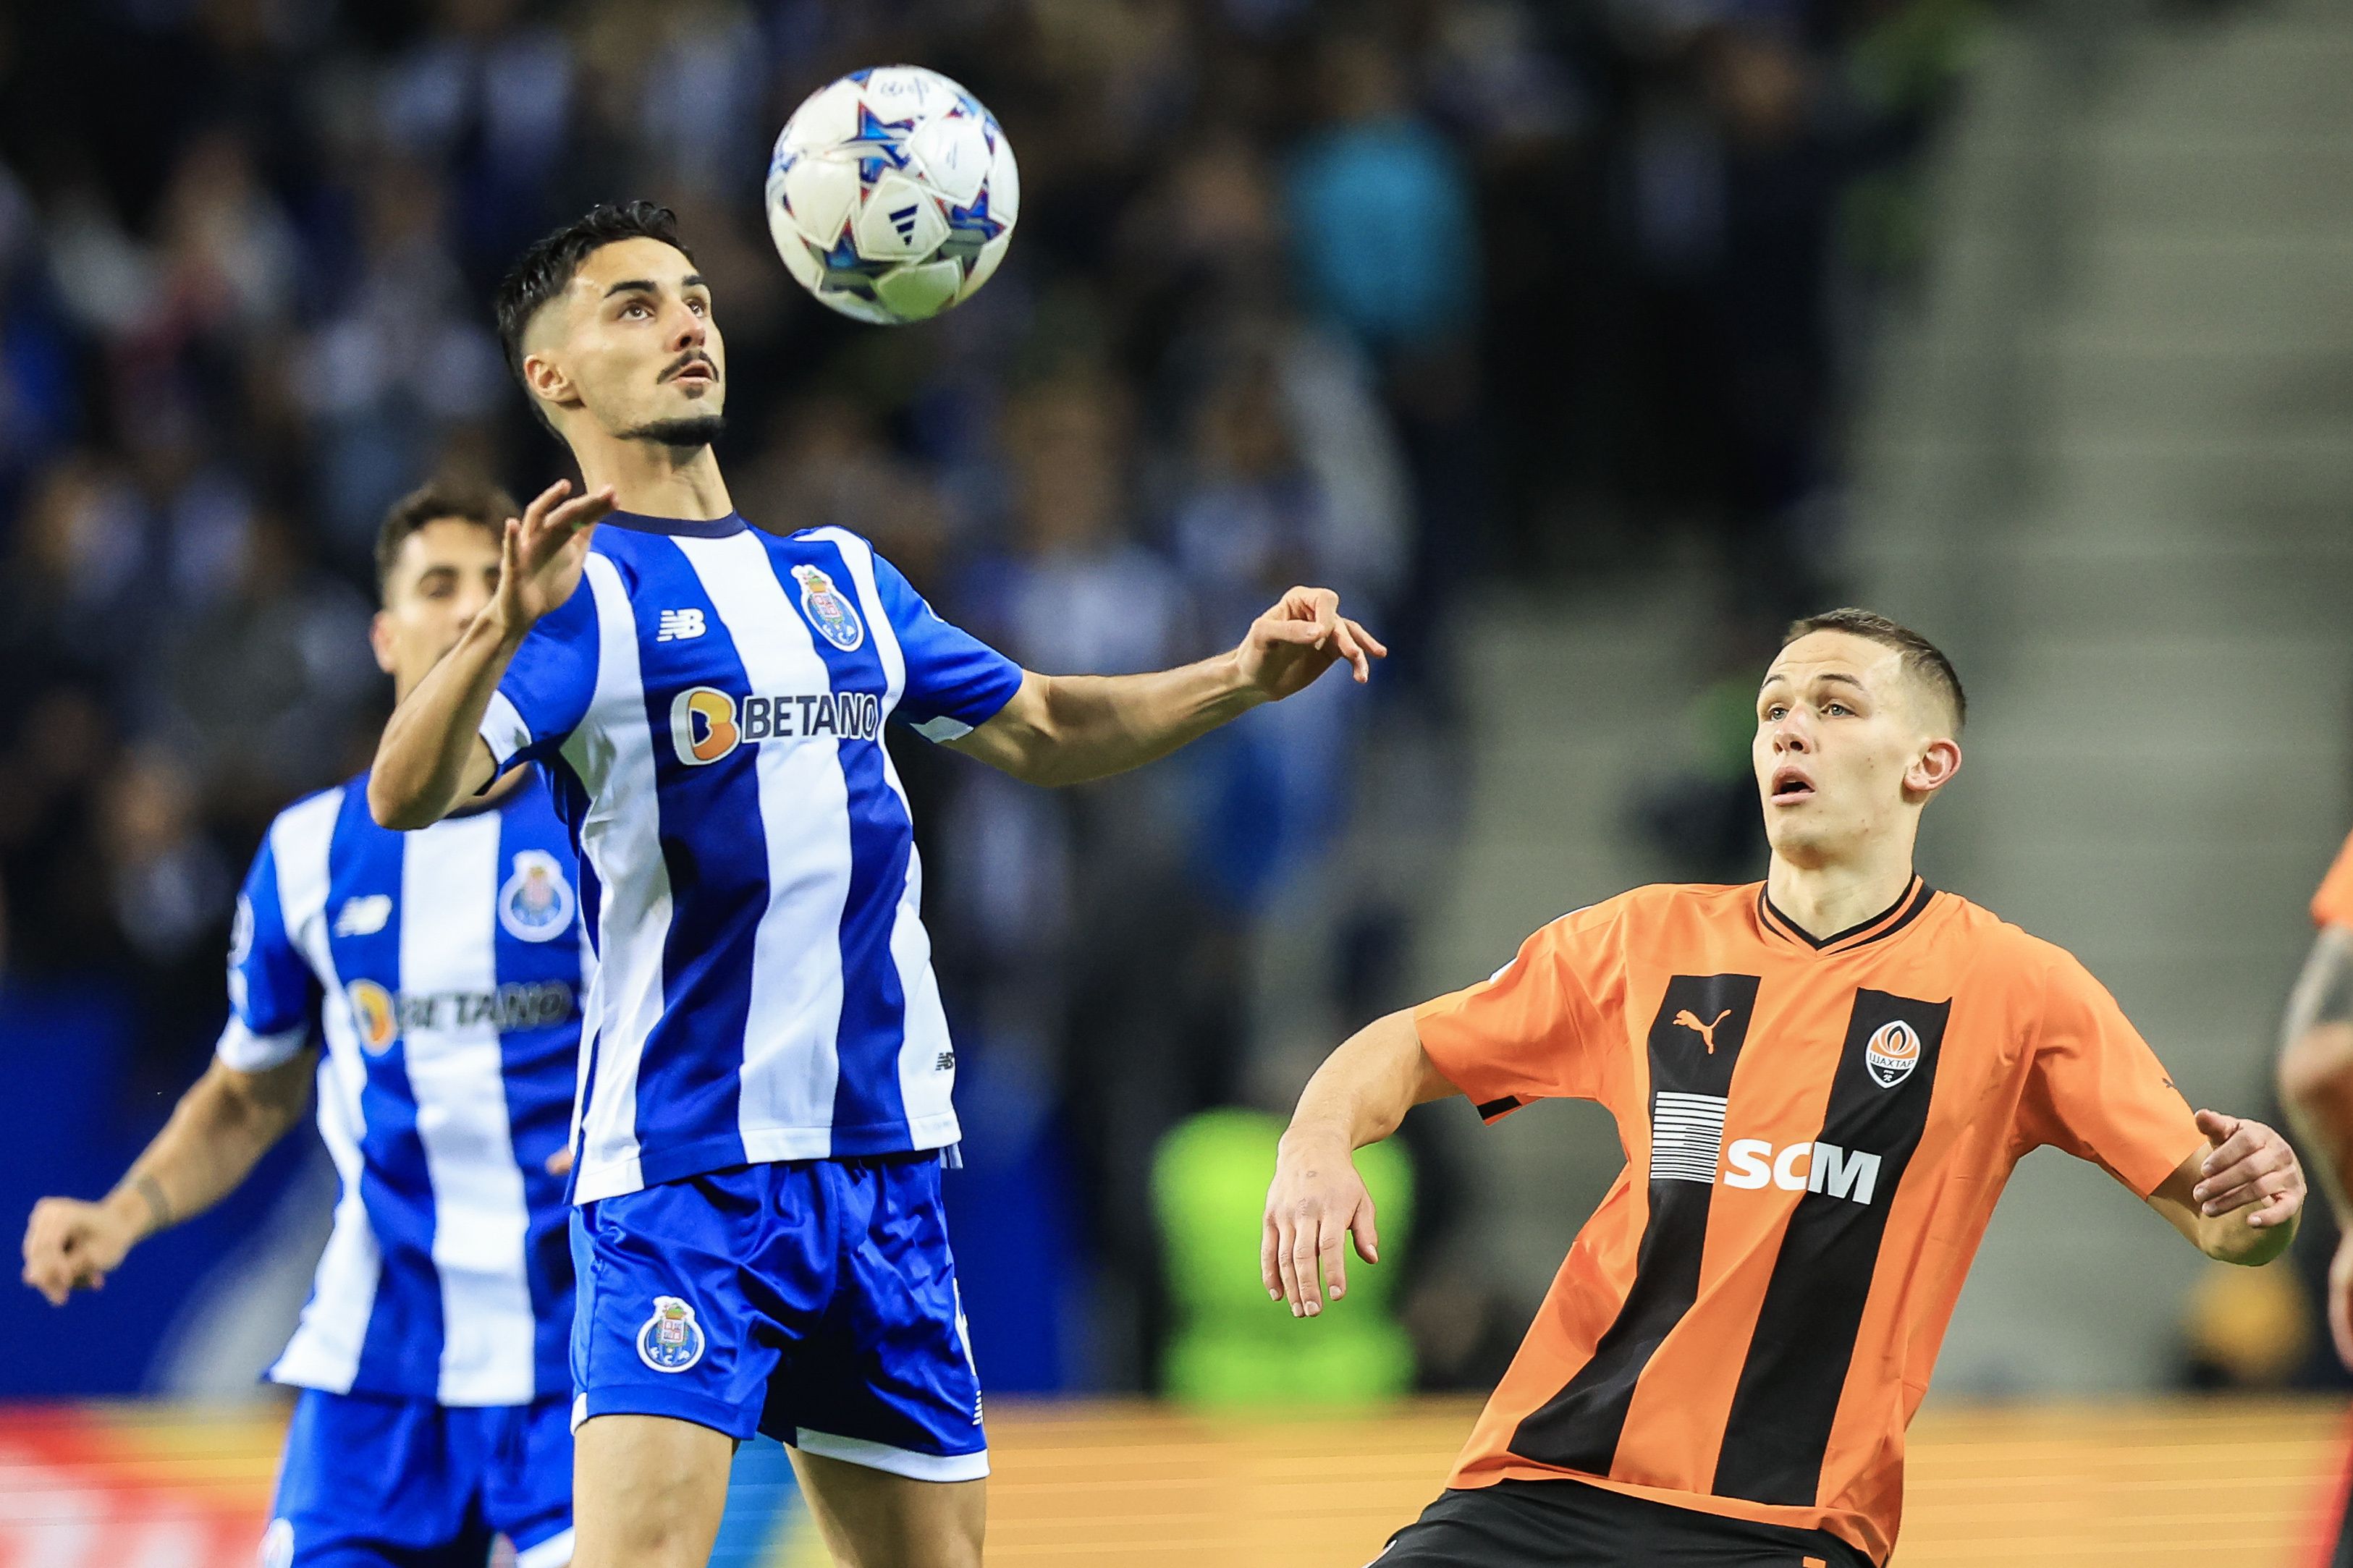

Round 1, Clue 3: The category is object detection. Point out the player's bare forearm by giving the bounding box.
[949,662,1262,787]
[1282,1009,1456,1157]
[2278,927,2353,1221]
[370,612,517,828]
[1264,1011,1451,1316]
[22,1055,311,1304]
[949,585,1382,787]
[2147,1111,2305,1267]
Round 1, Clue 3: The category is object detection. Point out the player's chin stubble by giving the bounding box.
[621,415,727,449]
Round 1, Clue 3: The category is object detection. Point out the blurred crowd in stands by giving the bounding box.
[0,0,1977,1391]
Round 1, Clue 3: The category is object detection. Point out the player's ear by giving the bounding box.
[521,349,575,415]
[1904,735,1961,800]
[368,608,397,677]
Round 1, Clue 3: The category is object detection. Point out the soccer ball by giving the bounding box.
[764,66,1020,326]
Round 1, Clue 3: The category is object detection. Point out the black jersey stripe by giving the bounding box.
[1509,973,1761,1474]
[1711,988,1951,1506]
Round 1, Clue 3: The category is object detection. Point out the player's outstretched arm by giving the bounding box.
[20,1053,314,1305]
[370,479,613,829]
[2145,1109,2305,1268]
[1264,1009,1455,1318]
[2277,925,2353,1360]
[947,585,1385,788]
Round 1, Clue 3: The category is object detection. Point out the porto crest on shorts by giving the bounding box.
[499,849,576,943]
[1864,1018,1922,1088]
[792,564,866,652]
[637,1294,706,1373]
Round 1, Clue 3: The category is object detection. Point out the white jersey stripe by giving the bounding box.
[399,813,537,1406]
[569,552,665,1200]
[264,788,381,1393]
[823,532,958,1142]
[675,531,851,1158]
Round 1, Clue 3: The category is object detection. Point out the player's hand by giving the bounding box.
[544,1145,573,1178]
[2190,1109,2304,1229]
[491,479,615,636]
[21,1196,137,1307]
[1234,586,1386,702]
[1263,1131,1380,1318]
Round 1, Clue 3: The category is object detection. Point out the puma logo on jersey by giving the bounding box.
[1723,1137,1882,1205]
[656,608,706,642]
[1674,1007,1733,1053]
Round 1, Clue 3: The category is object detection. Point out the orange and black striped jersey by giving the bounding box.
[2312,831,2353,928]
[1413,878,2202,1565]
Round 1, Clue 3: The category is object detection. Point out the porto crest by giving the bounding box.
[499,849,576,944]
[792,564,866,652]
[1864,1018,1923,1089]
[636,1294,707,1373]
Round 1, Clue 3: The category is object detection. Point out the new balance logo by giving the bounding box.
[1723,1138,1882,1206]
[935,1050,955,1072]
[1674,1007,1732,1053]
[656,609,706,642]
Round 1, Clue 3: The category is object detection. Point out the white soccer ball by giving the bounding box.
[764,65,1020,326]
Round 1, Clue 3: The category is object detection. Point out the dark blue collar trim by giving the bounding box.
[601,509,747,538]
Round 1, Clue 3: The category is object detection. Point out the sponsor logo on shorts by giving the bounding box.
[637,1295,707,1373]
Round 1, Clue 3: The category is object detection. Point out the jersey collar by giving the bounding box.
[1757,874,1936,955]
[600,509,747,538]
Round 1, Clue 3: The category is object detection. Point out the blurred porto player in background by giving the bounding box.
[2276,825,2353,1567]
[1269,609,2306,1568]
[365,199,1383,1568]
[22,483,586,1568]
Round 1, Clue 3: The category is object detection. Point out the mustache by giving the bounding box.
[662,350,719,383]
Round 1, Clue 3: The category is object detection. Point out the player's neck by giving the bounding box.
[1764,852,1919,943]
[575,436,735,522]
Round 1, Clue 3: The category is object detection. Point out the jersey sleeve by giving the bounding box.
[2014,949,2203,1196]
[480,580,601,771]
[870,551,1024,742]
[1413,907,1618,1119]
[216,834,319,1072]
[2313,830,2353,928]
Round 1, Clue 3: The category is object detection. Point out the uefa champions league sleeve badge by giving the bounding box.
[636,1296,708,1373]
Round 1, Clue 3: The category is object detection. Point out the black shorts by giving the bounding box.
[1370,1480,1875,1568]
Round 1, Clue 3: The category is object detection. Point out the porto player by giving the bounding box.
[22,485,588,1568]
[1268,609,2304,1567]
[366,200,1381,1568]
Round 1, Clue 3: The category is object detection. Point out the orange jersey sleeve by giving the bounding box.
[1414,903,1620,1115]
[2013,948,2202,1196]
[2313,830,2353,928]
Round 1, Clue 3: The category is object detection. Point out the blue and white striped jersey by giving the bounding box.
[221,773,583,1406]
[478,513,1023,1204]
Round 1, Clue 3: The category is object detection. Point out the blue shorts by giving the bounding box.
[570,1154,987,1482]
[263,1387,573,1567]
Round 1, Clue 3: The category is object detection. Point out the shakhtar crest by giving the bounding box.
[636,1295,706,1373]
[1864,1019,1922,1089]
[791,564,865,652]
[499,849,575,943]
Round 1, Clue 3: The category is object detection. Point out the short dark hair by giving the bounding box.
[374,480,520,601]
[493,200,697,432]
[1783,607,1967,730]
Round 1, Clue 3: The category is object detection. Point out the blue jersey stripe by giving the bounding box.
[632,539,756,1184]
[800,536,914,1145]
[324,787,444,1392]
